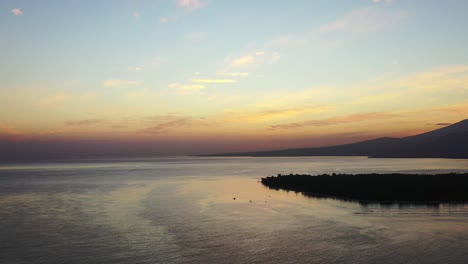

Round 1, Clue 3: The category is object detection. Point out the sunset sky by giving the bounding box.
[1,0,468,158]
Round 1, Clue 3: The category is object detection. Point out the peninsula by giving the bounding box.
[261,173,468,203]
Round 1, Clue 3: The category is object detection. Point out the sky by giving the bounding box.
[1,0,468,158]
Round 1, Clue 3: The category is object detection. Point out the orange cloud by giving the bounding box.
[237,106,327,123]
[0,122,28,141]
[0,122,21,135]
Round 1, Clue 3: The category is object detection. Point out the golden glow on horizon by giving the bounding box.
[1,64,467,147]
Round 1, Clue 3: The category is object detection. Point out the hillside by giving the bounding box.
[206,119,468,158]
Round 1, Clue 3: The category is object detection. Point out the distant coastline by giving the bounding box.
[261,173,468,204]
[203,119,468,159]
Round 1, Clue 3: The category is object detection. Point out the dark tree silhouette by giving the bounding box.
[261,173,468,204]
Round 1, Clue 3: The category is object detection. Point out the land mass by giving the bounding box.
[261,173,468,203]
[204,119,468,158]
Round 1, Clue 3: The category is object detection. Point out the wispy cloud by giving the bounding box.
[160,16,179,24]
[191,79,236,83]
[0,122,26,141]
[271,51,280,62]
[238,106,327,123]
[160,0,205,24]
[38,128,66,136]
[269,5,406,47]
[353,93,400,104]
[103,79,141,87]
[371,0,394,4]
[0,122,21,135]
[222,51,280,73]
[346,65,468,109]
[438,102,468,115]
[65,119,105,126]
[168,83,206,90]
[79,92,98,103]
[143,119,192,133]
[177,0,205,11]
[227,56,256,68]
[319,6,406,34]
[167,78,236,92]
[127,57,166,72]
[11,8,23,16]
[141,114,213,134]
[127,66,143,71]
[41,93,71,107]
[270,112,397,130]
[187,31,208,41]
[221,72,249,77]
[394,65,468,92]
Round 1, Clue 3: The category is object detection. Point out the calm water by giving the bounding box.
[1,157,468,264]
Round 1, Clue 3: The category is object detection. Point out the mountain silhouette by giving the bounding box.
[206,119,468,158]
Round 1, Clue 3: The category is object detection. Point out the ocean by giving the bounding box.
[1,157,468,264]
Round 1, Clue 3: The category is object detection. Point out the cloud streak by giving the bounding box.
[227,56,256,68]
[160,16,179,24]
[221,72,249,77]
[187,31,208,41]
[103,79,141,87]
[0,122,21,135]
[371,0,394,4]
[177,0,204,11]
[141,114,213,134]
[65,119,105,126]
[41,93,72,107]
[236,106,327,123]
[191,79,236,83]
[270,112,397,130]
[11,8,23,16]
[319,6,406,34]
[222,51,280,75]
[269,5,407,47]
[435,123,451,126]
[168,83,205,90]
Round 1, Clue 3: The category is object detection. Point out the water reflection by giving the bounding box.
[1,157,468,264]
[290,189,468,207]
